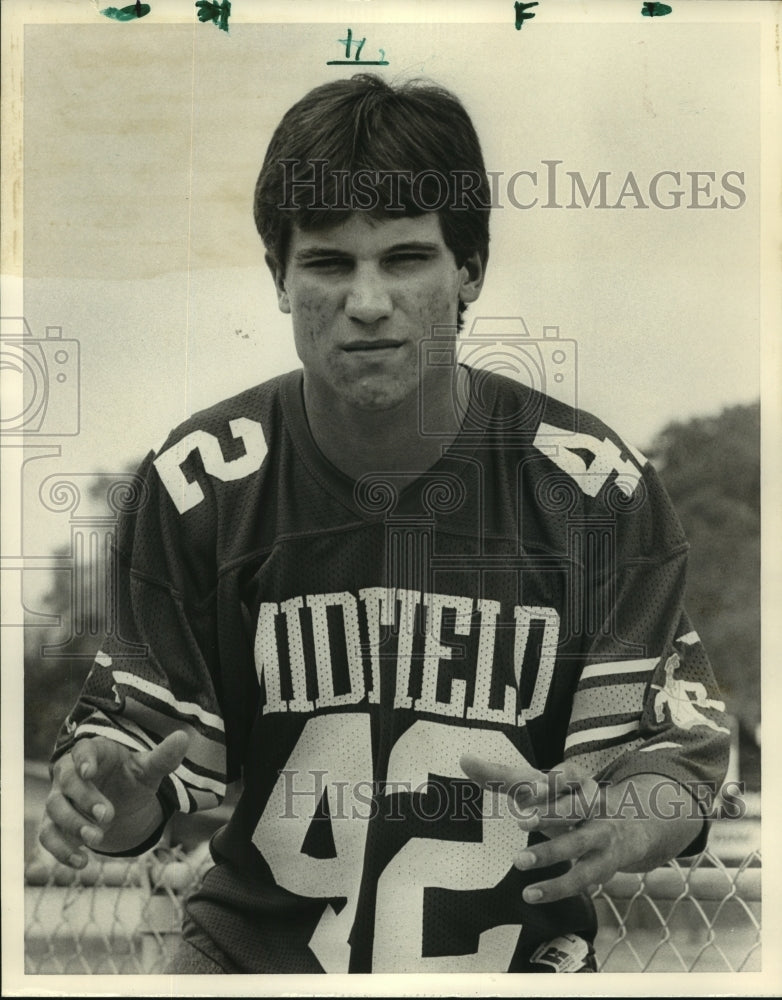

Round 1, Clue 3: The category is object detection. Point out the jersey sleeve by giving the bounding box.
[562,461,731,846]
[50,445,229,844]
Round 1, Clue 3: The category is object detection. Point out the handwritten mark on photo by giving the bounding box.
[100,2,150,20]
[327,28,388,67]
[514,2,539,31]
[196,0,231,32]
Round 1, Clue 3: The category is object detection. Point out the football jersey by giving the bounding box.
[52,366,731,973]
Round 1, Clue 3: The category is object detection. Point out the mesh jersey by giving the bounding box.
[53,366,730,974]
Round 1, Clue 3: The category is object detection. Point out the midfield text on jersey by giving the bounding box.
[256,586,559,726]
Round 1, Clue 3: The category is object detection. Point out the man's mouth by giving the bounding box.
[342,340,404,352]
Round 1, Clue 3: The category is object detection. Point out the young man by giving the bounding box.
[40,75,730,974]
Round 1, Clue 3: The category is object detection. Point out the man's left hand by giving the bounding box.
[460,756,701,905]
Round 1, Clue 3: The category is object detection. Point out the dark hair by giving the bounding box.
[254,75,491,326]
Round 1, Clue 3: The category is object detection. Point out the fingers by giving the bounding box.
[134,731,190,789]
[41,755,115,868]
[521,854,612,904]
[39,816,90,869]
[63,747,118,824]
[460,756,629,905]
[545,758,591,789]
[521,856,609,904]
[537,761,602,817]
[40,746,113,867]
[516,774,605,833]
[70,735,102,783]
[460,755,606,835]
[515,821,621,904]
[517,822,610,870]
[40,792,105,867]
[39,731,190,868]
[459,753,547,803]
[53,743,118,824]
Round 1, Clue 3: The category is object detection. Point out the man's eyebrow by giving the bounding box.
[383,241,442,254]
[292,241,443,262]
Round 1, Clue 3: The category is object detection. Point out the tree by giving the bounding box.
[24,463,145,761]
[647,402,760,786]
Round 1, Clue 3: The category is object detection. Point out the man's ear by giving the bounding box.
[265,252,291,314]
[457,250,487,305]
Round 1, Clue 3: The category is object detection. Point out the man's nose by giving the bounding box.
[344,267,393,324]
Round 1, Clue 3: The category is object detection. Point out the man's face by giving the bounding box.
[270,213,484,412]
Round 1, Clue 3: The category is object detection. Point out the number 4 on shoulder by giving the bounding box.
[533,423,647,499]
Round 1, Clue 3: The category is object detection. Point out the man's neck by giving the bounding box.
[302,366,470,484]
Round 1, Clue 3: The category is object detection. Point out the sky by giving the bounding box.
[4,7,770,605]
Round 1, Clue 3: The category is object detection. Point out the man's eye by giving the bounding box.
[304,258,352,271]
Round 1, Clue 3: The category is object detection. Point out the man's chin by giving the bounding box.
[350,393,408,413]
[342,375,413,413]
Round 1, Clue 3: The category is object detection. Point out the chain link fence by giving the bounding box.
[24,840,761,974]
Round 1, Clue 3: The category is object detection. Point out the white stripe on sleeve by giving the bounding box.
[113,671,224,732]
[564,720,640,752]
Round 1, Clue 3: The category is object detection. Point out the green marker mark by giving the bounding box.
[642,2,673,16]
[101,3,151,20]
[514,2,538,31]
[195,0,231,32]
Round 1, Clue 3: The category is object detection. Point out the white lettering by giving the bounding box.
[466,599,516,725]
[515,605,560,725]
[393,589,421,710]
[308,593,366,709]
[416,594,473,718]
[252,589,560,728]
[281,596,314,713]
[359,587,396,704]
[256,603,285,714]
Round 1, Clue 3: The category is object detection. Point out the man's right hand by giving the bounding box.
[39,730,189,868]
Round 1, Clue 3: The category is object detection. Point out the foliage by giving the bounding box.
[24,546,99,763]
[24,465,143,762]
[647,402,761,745]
